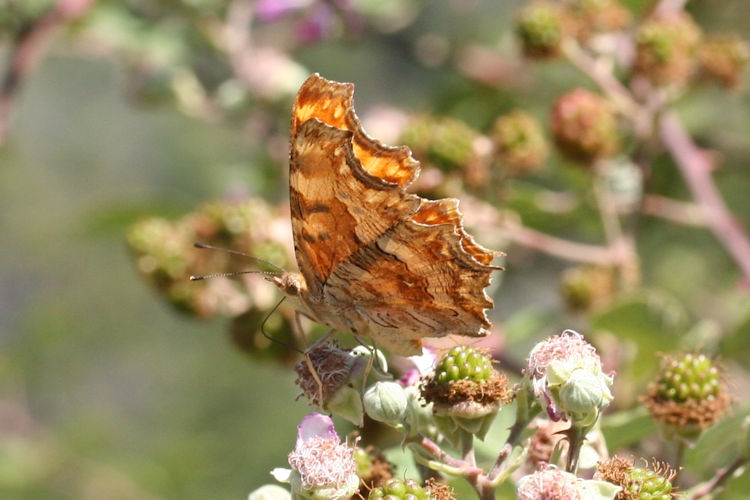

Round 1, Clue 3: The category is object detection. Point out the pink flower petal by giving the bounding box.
[297,413,337,445]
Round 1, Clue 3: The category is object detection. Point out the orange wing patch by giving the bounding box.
[274,73,502,356]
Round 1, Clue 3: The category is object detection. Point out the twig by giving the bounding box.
[659,111,750,283]
[593,165,625,246]
[502,221,630,266]
[641,195,708,226]
[688,456,747,499]
[0,0,95,146]
[413,434,484,477]
[561,39,649,134]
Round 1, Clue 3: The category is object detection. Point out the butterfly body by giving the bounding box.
[269,74,501,356]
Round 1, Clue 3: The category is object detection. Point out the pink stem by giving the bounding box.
[659,112,750,283]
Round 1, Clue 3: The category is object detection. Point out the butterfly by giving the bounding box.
[268,74,502,356]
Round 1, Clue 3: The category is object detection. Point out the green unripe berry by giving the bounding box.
[655,353,720,403]
[368,478,430,499]
[625,466,674,500]
[517,2,565,58]
[435,346,494,385]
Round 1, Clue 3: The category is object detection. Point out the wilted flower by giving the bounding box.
[271,413,359,500]
[524,330,613,427]
[353,446,393,495]
[294,342,373,425]
[517,465,620,500]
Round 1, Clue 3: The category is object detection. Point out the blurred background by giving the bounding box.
[1,0,749,498]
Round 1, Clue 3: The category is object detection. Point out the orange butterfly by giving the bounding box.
[269,74,501,356]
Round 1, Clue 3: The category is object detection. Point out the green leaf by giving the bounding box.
[601,407,655,450]
[591,290,688,386]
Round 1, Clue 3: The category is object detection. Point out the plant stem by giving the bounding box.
[688,456,747,499]
[565,424,589,474]
[659,111,750,283]
[461,429,477,468]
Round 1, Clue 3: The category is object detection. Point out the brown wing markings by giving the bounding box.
[290,121,360,298]
[286,74,502,355]
[414,199,504,268]
[324,219,495,340]
[293,73,419,188]
[290,118,421,297]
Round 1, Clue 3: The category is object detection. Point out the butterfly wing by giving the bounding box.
[288,74,501,355]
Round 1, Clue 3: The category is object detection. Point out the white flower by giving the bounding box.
[272,413,359,500]
[517,466,620,500]
[525,330,613,426]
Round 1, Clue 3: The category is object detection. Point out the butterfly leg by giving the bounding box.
[292,309,335,406]
[353,335,380,396]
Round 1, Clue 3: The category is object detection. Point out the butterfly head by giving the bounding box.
[267,271,306,298]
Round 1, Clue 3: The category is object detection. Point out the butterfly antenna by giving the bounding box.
[261,296,304,354]
[192,242,286,273]
[189,270,280,281]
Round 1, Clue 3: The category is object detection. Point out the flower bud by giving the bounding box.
[551,89,619,164]
[364,381,408,426]
[524,330,613,427]
[565,0,630,41]
[634,12,702,87]
[400,115,481,174]
[492,110,548,174]
[248,484,291,500]
[699,34,749,89]
[517,2,566,58]
[560,265,616,311]
[561,369,608,414]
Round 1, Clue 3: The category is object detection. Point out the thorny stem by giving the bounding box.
[411,434,484,477]
[592,166,640,288]
[488,394,539,481]
[502,218,631,266]
[565,424,589,474]
[460,429,476,468]
[641,195,708,226]
[561,39,649,133]
[564,31,750,284]
[593,166,624,245]
[688,456,747,499]
[659,112,750,283]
